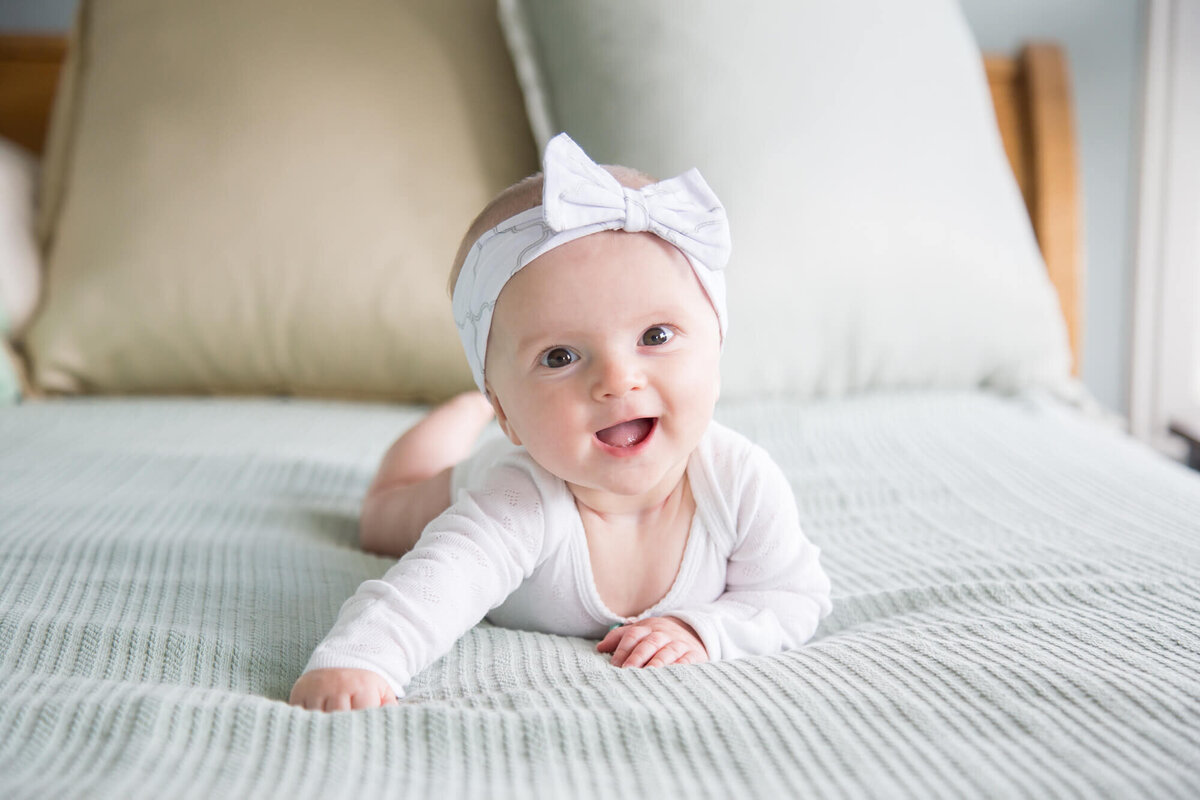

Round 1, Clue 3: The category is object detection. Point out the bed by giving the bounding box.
[1,1,1198,798]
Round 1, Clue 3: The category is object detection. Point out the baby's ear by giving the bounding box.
[485,385,522,446]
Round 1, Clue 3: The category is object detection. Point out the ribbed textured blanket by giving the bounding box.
[1,392,1198,798]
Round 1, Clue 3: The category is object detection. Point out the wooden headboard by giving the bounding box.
[0,35,65,156]
[0,35,1082,372]
[985,45,1082,374]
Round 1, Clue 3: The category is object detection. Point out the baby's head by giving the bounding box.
[450,134,731,500]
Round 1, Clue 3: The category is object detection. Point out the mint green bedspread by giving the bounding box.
[1,393,1198,798]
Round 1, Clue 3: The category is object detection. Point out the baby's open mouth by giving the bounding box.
[595,418,656,448]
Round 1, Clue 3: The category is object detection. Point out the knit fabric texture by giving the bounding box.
[1,392,1198,798]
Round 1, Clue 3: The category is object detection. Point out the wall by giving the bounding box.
[0,0,74,29]
[0,0,1147,415]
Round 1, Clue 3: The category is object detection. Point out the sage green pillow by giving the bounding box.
[499,0,1074,401]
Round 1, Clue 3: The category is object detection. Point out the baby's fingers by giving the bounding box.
[596,626,625,653]
[609,627,655,667]
[670,649,708,666]
[620,631,674,668]
[293,688,334,712]
[350,689,386,710]
[646,640,693,668]
[323,693,353,713]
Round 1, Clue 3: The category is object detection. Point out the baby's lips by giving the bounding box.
[595,418,656,448]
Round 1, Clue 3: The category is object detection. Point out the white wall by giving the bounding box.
[1,0,1148,416]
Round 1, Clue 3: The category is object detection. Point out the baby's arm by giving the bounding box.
[668,446,832,662]
[293,462,547,707]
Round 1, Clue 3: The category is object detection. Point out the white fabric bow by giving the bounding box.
[452,133,731,394]
[541,133,732,275]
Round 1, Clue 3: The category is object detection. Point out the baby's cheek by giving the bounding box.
[675,352,721,406]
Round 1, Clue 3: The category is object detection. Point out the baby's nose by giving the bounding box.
[592,353,645,400]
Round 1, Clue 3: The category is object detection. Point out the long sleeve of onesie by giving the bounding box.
[669,443,832,662]
[301,463,547,698]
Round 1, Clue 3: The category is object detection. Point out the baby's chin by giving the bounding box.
[563,458,692,513]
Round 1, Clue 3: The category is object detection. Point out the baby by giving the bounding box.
[289,134,832,711]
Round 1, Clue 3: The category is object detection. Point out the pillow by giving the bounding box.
[25,0,538,402]
[498,0,1075,400]
[0,341,28,404]
[0,137,40,403]
[0,137,40,338]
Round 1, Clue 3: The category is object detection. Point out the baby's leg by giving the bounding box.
[359,391,494,557]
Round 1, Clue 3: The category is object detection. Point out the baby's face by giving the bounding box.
[485,231,721,509]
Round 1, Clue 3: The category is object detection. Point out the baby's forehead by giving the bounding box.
[519,230,694,285]
[492,231,715,329]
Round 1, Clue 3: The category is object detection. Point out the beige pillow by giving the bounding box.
[26,0,537,402]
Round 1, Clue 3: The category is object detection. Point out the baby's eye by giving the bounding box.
[641,326,674,347]
[540,347,579,369]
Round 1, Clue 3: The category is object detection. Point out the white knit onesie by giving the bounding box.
[304,421,832,697]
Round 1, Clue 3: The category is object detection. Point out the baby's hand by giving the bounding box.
[597,616,709,668]
[288,668,398,712]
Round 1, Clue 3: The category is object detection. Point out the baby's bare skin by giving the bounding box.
[577,475,694,618]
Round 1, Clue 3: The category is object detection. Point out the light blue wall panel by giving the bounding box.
[959,0,1145,414]
[0,0,75,30]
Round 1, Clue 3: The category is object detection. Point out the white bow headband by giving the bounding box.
[452,133,731,394]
